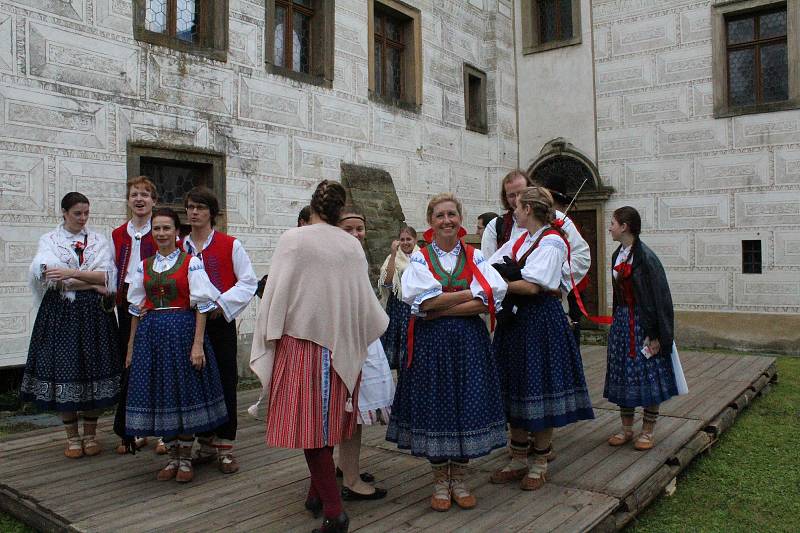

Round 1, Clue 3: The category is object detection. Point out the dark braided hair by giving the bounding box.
[310,180,346,225]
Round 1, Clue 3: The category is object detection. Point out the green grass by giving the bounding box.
[627,356,800,533]
[0,512,35,533]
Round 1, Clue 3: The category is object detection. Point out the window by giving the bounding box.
[368,0,422,110]
[133,0,228,61]
[265,0,334,86]
[127,144,226,232]
[742,240,762,274]
[464,64,487,134]
[521,0,581,54]
[712,1,800,117]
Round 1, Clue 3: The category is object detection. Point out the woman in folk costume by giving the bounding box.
[125,208,228,483]
[378,225,419,369]
[335,207,394,501]
[386,193,507,512]
[489,187,594,491]
[249,181,388,533]
[21,192,121,458]
[605,206,678,451]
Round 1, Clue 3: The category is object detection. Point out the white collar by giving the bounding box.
[185,229,215,254]
[155,249,181,262]
[525,225,548,242]
[59,224,88,241]
[431,240,462,258]
[127,218,151,240]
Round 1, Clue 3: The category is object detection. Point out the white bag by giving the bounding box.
[671,342,689,395]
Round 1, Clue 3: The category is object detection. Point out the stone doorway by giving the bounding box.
[528,138,613,322]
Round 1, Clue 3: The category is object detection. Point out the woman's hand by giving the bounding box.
[44,267,75,281]
[190,342,205,370]
[94,284,110,296]
[390,240,400,255]
[648,338,661,356]
[424,310,442,321]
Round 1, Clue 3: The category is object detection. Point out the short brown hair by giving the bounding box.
[126,176,158,201]
[426,193,463,223]
[500,169,533,211]
[184,186,220,226]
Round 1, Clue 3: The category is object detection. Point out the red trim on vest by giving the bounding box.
[192,232,237,293]
[141,252,191,310]
[112,222,157,305]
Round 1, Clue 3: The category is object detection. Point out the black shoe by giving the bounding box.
[341,486,388,501]
[305,497,322,518]
[311,512,349,533]
[335,467,375,483]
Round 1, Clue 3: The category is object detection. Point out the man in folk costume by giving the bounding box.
[530,175,592,347]
[480,170,531,260]
[111,176,158,453]
[182,186,258,474]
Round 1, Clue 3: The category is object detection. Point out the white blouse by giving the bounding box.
[555,210,591,291]
[182,230,258,322]
[401,241,508,316]
[127,249,221,316]
[489,226,567,291]
[123,218,151,284]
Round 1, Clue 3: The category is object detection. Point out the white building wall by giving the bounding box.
[594,0,800,316]
[515,0,597,168]
[0,0,517,368]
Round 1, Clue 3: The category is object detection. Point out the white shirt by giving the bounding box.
[127,249,220,316]
[401,241,508,316]
[182,230,258,322]
[123,218,152,284]
[489,226,567,291]
[482,211,591,292]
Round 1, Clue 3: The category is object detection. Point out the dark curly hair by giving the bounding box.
[310,180,346,225]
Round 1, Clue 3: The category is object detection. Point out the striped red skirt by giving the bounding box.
[266,335,359,449]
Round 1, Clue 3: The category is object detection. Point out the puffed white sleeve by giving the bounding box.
[480,217,499,259]
[188,256,222,313]
[400,252,442,316]
[470,249,508,311]
[562,217,591,289]
[216,239,258,322]
[521,235,567,291]
[126,260,146,317]
[487,237,515,266]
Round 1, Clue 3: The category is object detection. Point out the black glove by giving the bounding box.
[492,256,523,282]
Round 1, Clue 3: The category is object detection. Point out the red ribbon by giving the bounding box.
[613,261,637,358]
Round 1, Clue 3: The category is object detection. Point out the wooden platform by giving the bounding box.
[0,346,776,533]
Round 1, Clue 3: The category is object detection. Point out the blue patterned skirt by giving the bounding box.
[386,315,507,460]
[380,293,411,369]
[125,310,228,437]
[20,290,121,412]
[604,305,678,408]
[493,295,595,431]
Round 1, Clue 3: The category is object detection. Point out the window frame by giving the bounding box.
[463,64,488,134]
[521,0,582,55]
[265,0,335,87]
[742,239,763,274]
[132,0,228,62]
[712,0,800,118]
[126,142,227,230]
[368,0,422,111]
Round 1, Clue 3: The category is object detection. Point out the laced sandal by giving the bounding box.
[82,435,102,457]
[430,466,451,512]
[607,428,634,446]
[450,464,476,509]
[634,431,655,451]
[176,445,194,483]
[157,444,179,480]
[64,437,84,459]
[154,438,168,455]
[490,463,529,484]
[218,451,239,474]
[520,461,547,491]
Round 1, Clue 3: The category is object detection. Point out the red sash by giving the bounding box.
[406,240,495,369]
[613,257,637,358]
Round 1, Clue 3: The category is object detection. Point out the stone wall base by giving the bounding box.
[675,310,800,356]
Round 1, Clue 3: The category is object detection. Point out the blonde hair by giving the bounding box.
[500,169,533,211]
[518,187,557,226]
[426,193,463,223]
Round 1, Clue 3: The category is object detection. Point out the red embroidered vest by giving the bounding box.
[112,222,157,304]
[419,244,473,292]
[141,252,192,310]
[187,232,237,293]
